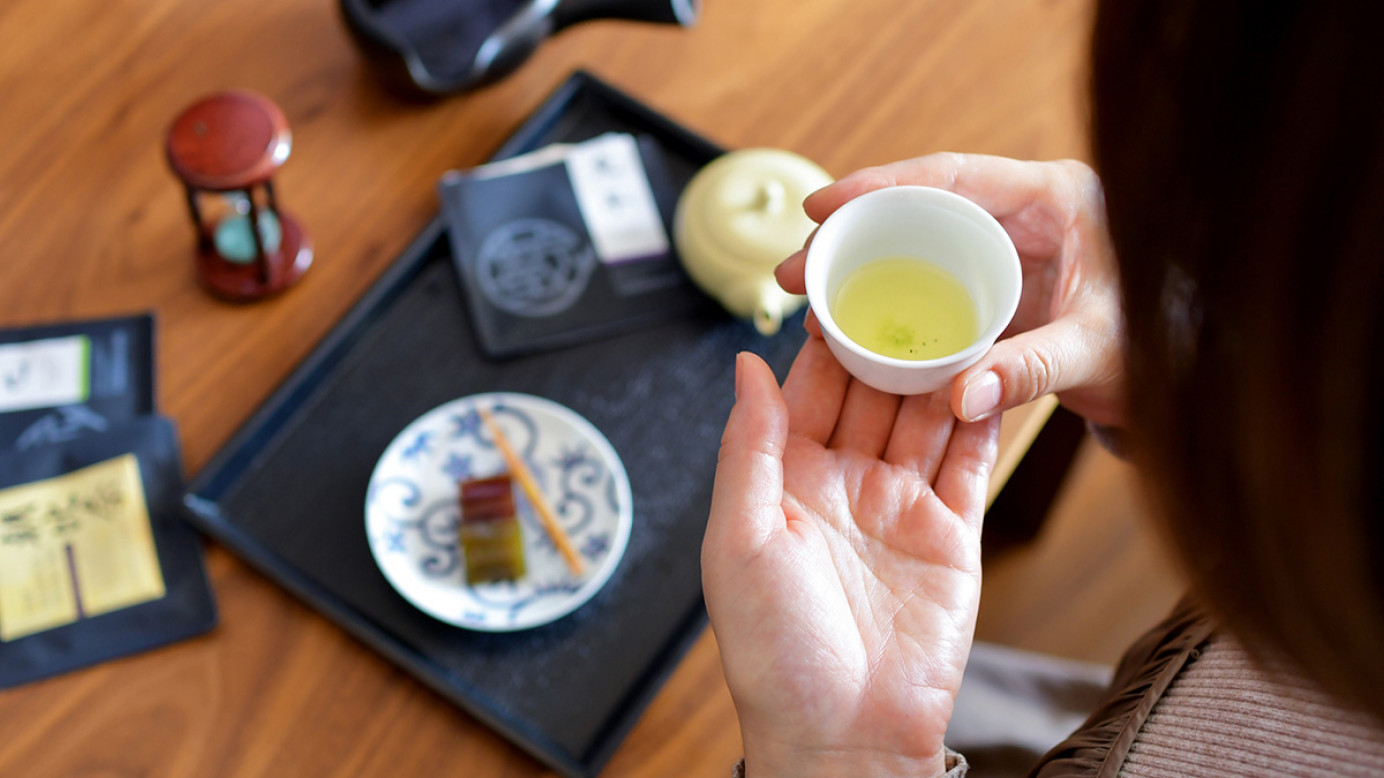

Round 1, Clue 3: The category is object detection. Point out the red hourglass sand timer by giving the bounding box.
[165,90,312,301]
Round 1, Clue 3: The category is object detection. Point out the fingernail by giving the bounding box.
[734,353,745,400]
[962,371,1002,421]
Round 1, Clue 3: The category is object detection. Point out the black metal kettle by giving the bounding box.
[341,0,699,98]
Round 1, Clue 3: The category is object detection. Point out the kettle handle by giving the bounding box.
[553,0,700,30]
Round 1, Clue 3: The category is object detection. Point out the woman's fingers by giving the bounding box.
[706,353,791,557]
[775,248,807,295]
[827,379,901,459]
[782,154,1096,281]
[932,415,1002,527]
[779,154,1095,313]
[882,391,956,484]
[781,338,851,445]
[950,313,1124,424]
[803,154,1082,227]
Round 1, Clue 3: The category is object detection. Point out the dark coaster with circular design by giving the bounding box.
[440,132,710,359]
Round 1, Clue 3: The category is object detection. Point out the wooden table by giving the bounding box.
[0,1,1093,775]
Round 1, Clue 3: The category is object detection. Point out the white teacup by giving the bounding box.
[804,185,1021,395]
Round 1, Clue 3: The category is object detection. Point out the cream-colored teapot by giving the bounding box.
[674,148,834,335]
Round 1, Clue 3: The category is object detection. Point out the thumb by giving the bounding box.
[950,316,1119,422]
[705,353,789,558]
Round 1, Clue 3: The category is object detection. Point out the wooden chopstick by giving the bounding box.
[478,407,585,577]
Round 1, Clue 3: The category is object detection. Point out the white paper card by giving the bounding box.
[565,133,670,264]
[0,336,90,414]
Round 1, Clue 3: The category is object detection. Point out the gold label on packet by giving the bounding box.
[0,453,165,642]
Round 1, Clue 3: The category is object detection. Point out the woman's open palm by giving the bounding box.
[703,342,1000,777]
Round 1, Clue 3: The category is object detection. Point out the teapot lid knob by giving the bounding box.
[752,179,787,215]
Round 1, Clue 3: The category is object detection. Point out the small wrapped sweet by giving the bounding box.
[458,474,527,584]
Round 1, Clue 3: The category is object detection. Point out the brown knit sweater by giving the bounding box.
[1032,603,1384,777]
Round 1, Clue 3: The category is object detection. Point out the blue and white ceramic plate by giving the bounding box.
[365,393,632,632]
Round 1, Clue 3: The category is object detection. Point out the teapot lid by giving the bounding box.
[675,148,833,274]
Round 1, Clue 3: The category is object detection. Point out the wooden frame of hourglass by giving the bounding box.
[165,90,312,301]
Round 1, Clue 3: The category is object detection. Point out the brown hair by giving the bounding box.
[1091,2,1384,715]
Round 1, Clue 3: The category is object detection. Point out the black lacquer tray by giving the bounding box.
[182,71,808,778]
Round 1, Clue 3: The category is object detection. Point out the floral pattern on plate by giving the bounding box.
[365,392,632,631]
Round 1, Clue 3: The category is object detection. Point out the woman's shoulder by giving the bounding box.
[1030,601,1384,777]
[1027,599,1213,777]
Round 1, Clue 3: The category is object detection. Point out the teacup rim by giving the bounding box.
[804,185,1021,371]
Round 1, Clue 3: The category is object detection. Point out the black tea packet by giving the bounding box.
[439,132,708,359]
[0,415,217,688]
[0,315,155,450]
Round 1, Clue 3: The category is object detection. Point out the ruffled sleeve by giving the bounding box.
[1027,598,1215,778]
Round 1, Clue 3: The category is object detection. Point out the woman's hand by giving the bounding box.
[778,153,1126,427]
[702,346,1001,778]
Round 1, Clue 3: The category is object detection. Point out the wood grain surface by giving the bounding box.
[0,1,1158,776]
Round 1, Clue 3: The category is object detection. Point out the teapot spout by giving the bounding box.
[753,303,783,336]
[750,280,800,336]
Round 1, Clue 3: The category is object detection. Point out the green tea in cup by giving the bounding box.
[831,256,978,360]
[804,185,1020,395]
